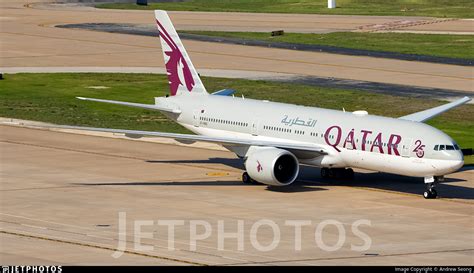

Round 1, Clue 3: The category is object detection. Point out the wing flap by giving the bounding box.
[399,96,471,122]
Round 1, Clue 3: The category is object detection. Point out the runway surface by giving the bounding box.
[57,22,472,66]
[1,1,473,92]
[27,2,474,35]
[1,125,473,265]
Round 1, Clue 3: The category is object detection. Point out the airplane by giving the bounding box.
[57,10,470,199]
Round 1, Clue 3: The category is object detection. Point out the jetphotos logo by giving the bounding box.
[156,19,195,96]
[1,266,62,273]
[112,212,372,258]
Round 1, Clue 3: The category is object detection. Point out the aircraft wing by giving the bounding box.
[44,125,328,155]
[211,89,236,96]
[76,97,181,114]
[399,96,471,122]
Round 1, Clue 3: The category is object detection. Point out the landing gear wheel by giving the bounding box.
[430,188,438,198]
[423,191,431,199]
[242,172,252,184]
[321,168,329,179]
[423,183,438,199]
[423,190,437,199]
[344,168,354,180]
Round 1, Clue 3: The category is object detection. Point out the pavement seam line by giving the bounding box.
[0,230,207,266]
[221,247,474,265]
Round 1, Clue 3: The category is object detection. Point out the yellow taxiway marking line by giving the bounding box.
[206,172,231,177]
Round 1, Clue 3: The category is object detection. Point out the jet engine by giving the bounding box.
[245,147,299,186]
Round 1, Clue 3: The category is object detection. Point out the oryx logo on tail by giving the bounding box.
[154,10,207,96]
[156,20,195,96]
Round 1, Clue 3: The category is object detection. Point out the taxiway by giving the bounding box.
[1,125,473,265]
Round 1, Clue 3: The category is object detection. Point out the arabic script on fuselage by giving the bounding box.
[281,115,317,127]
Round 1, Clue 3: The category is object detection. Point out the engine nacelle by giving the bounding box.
[245,147,299,186]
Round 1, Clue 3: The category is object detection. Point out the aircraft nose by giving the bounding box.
[449,159,464,172]
[433,151,464,173]
[448,150,464,172]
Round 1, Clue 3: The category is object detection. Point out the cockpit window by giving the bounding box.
[435,144,460,151]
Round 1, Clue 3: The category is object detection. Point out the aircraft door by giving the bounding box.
[251,119,260,136]
[193,109,201,127]
[402,138,413,157]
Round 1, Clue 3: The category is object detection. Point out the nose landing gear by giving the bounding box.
[423,176,443,199]
[423,183,437,199]
[242,171,253,184]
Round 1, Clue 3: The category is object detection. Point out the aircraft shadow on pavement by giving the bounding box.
[77,158,472,199]
[73,180,325,193]
[298,166,473,200]
[146,157,244,169]
[265,184,327,193]
[76,181,242,186]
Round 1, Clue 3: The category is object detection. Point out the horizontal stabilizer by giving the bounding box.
[76,97,181,114]
[399,96,471,122]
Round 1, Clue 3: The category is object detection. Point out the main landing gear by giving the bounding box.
[242,172,255,184]
[423,176,443,199]
[320,167,354,180]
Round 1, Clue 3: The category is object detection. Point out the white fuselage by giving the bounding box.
[159,94,464,178]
